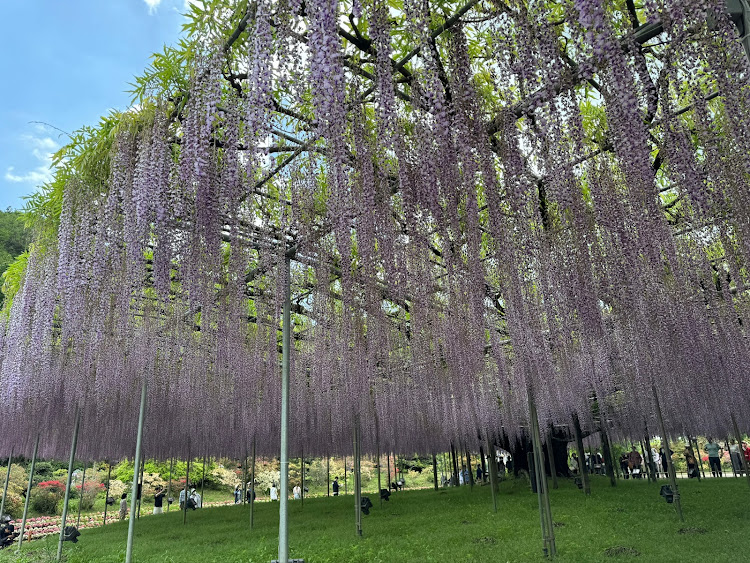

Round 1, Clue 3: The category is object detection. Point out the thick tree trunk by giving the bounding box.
[600,427,617,487]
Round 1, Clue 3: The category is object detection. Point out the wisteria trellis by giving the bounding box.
[3,0,750,463]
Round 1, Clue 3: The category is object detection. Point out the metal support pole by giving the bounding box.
[136,455,144,519]
[639,439,651,483]
[547,428,558,490]
[692,437,706,480]
[643,422,656,481]
[200,456,206,508]
[479,445,487,483]
[652,384,683,521]
[374,408,382,506]
[301,448,305,508]
[103,464,112,526]
[344,456,347,495]
[529,391,556,558]
[731,413,750,489]
[450,443,459,485]
[353,416,362,537]
[278,255,292,563]
[600,426,617,487]
[0,453,11,520]
[167,458,173,513]
[56,409,80,562]
[183,453,190,524]
[466,450,475,489]
[692,434,704,483]
[126,378,148,563]
[394,453,398,488]
[17,434,39,550]
[326,456,330,497]
[432,453,438,491]
[385,452,391,491]
[250,438,256,528]
[376,448,382,507]
[76,462,87,527]
[242,452,248,505]
[486,437,498,513]
[572,413,590,495]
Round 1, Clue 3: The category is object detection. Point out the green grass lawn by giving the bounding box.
[4,476,749,562]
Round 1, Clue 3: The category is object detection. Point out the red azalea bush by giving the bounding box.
[37,480,66,493]
[32,480,66,515]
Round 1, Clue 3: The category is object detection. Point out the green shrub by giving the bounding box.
[75,481,104,510]
[33,461,55,483]
[0,491,24,518]
[31,489,60,515]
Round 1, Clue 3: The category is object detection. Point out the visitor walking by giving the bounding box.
[332,477,339,496]
[570,452,579,474]
[179,486,186,510]
[189,488,201,508]
[476,464,483,482]
[153,486,166,514]
[234,484,241,504]
[593,452,603,475]
[705,438,723,477]
[293,484,301,499]
[619,452,630,479]
[628,447,643,478]
[270,483,279,501]
[119,493,128,521]
[650,447,660,477]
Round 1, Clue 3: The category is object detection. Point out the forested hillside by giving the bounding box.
[0,208,30,305]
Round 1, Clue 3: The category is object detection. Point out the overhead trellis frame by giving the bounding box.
[2,0,750,503]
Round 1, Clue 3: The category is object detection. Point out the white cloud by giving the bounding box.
[4,134,60,186]
[144,0,163,14]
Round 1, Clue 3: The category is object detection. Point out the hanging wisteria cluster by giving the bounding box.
[3,0,750,463]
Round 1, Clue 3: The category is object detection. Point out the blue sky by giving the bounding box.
[0,0,194,210]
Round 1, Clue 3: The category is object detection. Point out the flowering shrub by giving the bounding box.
[0,491,23,519]
[37,480,66,493]
[32,480,66,515]
[75,481,105,510]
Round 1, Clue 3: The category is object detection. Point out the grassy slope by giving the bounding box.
[5,476,749,562]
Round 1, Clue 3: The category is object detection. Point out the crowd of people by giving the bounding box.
[99,438,750,525]
[574,438,750,480]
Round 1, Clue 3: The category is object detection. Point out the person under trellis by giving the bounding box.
[705,439,723,478]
